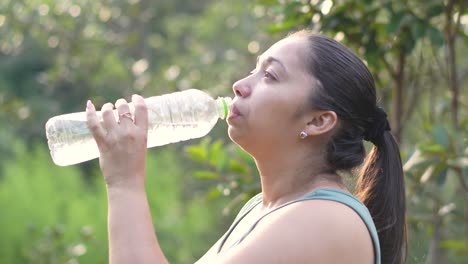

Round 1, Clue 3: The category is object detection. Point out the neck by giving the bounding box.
[254,147,344,210]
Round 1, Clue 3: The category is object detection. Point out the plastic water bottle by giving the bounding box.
[45,89,232,166]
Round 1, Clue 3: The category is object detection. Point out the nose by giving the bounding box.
[232,78,252,98]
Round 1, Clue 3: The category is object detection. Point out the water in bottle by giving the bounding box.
[45,89,232,166]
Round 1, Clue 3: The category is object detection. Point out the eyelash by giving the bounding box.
[263,71,276,81]
[249,69,276,81]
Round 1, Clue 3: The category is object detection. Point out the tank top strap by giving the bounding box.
[217,188,381,264]
[235,193,263,221]
[300,188,381,264]
[216,193,263,253]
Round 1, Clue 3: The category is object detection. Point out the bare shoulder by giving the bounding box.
[215,199,374,264]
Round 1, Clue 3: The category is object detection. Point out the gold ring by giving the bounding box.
[118,112,133,123]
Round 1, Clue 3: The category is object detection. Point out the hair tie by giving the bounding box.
[363,107,391,144]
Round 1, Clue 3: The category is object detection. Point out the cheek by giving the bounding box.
[250,94,297,133]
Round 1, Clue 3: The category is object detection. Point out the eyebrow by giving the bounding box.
[257,56,287,73]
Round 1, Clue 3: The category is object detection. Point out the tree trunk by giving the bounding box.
[391,50,405,143]
[427,203,447,264]
[445,0,460,130]
[465,191,468,253]
[445,0,468,248]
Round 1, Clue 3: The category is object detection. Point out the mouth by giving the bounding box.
[228,104,242,121]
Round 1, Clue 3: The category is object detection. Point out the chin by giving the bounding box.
[228,126,248,147]
[227,126,241,143]
[227,127,259,157]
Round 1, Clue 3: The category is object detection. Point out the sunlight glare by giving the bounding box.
[320,0,333,15]
[38,5,49,16]
[132,59,149,76]
[69,5,81,18]
[248,41,260,54]
[334,31,344,41]
[165,65,180,81]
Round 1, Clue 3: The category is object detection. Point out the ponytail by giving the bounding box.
[357,132,407,264]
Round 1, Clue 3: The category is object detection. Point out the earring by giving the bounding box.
[299,131,308,139]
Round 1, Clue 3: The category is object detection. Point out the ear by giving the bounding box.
[303,111,338,137]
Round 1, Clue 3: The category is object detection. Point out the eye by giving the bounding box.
[263,70,277,81]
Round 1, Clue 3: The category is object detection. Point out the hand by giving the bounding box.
[86,94,149,190]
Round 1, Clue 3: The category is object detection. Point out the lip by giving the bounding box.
[227,104,242,122]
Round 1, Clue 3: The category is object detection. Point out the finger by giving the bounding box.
[101,102,118,130]
[115,99,134,125]
[132,94,148,131]
[86,100,106,143]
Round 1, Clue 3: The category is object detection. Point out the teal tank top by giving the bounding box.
[217,188,381,264]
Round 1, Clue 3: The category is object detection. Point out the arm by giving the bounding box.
[86,95,168,264]
[107,187,168,264]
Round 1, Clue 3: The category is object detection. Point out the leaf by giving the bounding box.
[431,125,450,148]
[427,25,445,47]
[235,146,255,165]
[402,29,417,54]
[209,140,226,170]
[193,170,220,180]
[185,145,208,163]
[410,20,427,41]
[440,240,467,250]
[364,47,381,69]
[386,12,405,34]
[228,159,249,175]
[426,4,444,19]
[419,143,446,154]
[206,187,221,200]
[210,140,223,159]
[434,167,448,186]
[267,19,301,33]
[257,0,279,5]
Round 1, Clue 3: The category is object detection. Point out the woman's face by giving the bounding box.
[228,37,316,155]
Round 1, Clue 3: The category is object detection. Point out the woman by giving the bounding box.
[86,30,406,264]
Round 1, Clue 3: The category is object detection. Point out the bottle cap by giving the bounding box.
[217,97,232,119]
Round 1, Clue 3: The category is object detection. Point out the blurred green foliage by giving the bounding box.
[0,141,234,263]
[0,0,467,263]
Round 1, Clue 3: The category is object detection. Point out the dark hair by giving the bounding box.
[290,31,407,264]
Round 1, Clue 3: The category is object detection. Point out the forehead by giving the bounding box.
[260,37,308,71]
